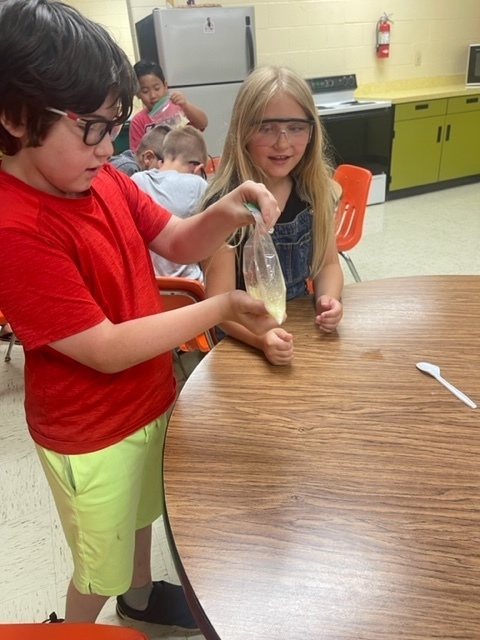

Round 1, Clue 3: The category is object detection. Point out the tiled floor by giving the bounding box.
[1,182,479,636]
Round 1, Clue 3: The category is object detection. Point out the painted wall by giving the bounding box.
[69,0,480,86]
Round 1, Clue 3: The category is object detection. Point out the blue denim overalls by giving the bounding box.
[270,206,313,300]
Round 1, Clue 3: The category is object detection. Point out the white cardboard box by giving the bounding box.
[367,173,387,205]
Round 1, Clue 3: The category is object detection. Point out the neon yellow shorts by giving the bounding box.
[35,414,167,596]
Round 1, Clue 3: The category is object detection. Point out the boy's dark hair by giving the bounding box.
[0,0,138,155]
[133,60,166,84]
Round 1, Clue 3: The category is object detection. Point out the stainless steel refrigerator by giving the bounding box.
[135,6,256,156]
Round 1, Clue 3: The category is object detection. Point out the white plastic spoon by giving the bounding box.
[416,362,477,409]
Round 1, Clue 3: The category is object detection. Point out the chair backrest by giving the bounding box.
[333,164,372,253]
[156,276,217,353]
[0,623,148,639]
[204,155,220,175]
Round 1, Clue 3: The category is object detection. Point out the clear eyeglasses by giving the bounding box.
[46,108,124,146]
[253,118,314,146]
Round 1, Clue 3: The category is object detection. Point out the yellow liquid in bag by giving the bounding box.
[246,284,286,325]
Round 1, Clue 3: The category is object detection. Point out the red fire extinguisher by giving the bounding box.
[376,13,393,58]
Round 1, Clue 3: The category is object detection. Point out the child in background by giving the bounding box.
[0,0,280,626]
[129,60,208,152]
[202,65,344,366]
[132,125,208,282]
[109,124,170,176]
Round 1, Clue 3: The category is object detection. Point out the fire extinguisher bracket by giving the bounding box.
[376,13,393,59]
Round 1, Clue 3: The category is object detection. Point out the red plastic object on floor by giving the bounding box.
[0,623,148,640]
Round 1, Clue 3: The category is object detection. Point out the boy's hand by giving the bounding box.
[222,181,281,230]
[222,290,280,336]
[315,295,343,333]
[169,91,187,108]
[261,328,294,365]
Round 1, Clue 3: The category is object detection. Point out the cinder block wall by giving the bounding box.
[68,0,480,85]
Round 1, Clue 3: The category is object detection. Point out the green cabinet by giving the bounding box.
[438,96,480,181]
[390,95,480,191]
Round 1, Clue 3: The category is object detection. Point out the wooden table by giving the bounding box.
[163,276,480,640]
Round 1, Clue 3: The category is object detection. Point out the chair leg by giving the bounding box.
[340,251,362,283]
[172,349,189,381]
[4,333,16,362]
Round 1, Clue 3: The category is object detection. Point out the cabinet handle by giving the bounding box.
[466,97,479,104]
[436,126,442,143]
[415,103,429,110]
[445,124,451,142]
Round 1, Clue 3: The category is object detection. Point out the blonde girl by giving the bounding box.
[203,66,344,365]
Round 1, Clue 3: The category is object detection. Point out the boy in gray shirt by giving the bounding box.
[109,124,170,176]
[132,126,208,282]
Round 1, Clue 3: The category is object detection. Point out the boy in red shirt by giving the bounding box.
[129,60,208,152]
[0,0,280,627]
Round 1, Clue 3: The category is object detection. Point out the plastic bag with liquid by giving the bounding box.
[242,203,286,324]
[149,96,189,129]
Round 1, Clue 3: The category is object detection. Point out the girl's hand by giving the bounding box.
[261,328,294,365]
[315,295,343,333]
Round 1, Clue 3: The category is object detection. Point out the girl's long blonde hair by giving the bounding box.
[202,65,336,278]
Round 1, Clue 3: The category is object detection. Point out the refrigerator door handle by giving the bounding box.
[245,16,255,72]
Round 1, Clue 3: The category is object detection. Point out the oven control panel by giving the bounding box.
[306,74,358,94]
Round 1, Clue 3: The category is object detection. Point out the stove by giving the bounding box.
[305,74,394,205]
[306,73,391,116]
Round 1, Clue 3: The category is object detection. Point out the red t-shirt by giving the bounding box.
[129,103,187,152]
[0,163,176,454]
[129,108,153,152]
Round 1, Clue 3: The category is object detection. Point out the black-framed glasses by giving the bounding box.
[253,118,314,146]
[46,107,124,146]
[188,160,207,181]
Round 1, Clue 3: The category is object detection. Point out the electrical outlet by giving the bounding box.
[415,51,422,66]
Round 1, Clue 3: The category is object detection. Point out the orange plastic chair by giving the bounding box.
[333,164,372,283]
[156,276,217,353]
[204,155,220,175]
[0,622,148,640]
[0,310,16,362]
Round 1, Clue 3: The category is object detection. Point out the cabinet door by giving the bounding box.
[390,116,445,191]
[438,111,480,181]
